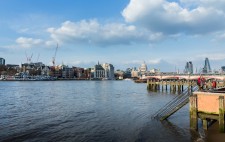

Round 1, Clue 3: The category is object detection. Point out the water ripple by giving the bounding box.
[0,81,202,142]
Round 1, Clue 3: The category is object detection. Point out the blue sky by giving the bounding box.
[1,0,225,72]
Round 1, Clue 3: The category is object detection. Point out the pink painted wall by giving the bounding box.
[194,92,225,114]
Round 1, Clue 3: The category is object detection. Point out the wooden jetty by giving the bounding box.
[147,75,225,132]
[146,78,225,92]
[147,79,196,92]
[190,91,225,132]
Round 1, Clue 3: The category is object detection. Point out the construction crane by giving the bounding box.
[52,43,59,67]
[25,52,33,63]
[37,53,40,62]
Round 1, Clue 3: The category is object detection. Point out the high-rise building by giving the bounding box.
[202,58,211,73]
[91,62,115,80]
[131,67,139,78]
[184,61,193,74]
[102,63,115,80]
[0,58,5,65]
[221,66,225,73]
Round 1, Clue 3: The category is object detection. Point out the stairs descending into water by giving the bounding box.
[151,85,198,121]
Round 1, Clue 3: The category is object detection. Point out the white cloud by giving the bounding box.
[122,0,225,35]
[47,20,162,46]
[16,37,43,48]
[180,0,225,9]
[124,58,161,65]
[66,60,95,66]
[147,59,161,65]
[196,53,225,61]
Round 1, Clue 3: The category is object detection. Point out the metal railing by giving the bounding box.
[151,85,198,120]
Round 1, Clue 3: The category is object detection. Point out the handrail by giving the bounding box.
[151,85,198,120]
[151,87,189,118]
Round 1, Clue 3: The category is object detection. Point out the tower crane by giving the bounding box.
[37,53,40,62]
[25,52,33,63]
[52,43,59,67]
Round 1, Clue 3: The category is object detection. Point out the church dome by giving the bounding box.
[140,62,147,72]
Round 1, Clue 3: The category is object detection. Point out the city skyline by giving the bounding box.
[1,0,225,71]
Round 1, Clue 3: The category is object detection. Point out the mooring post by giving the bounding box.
[219,96,225,133]
[190,94,198,130]
[147,79,149,90]
[174,81,176,92]
[165,81,167,91]
[178,81,181,93]
[203,119,208,130]
[150,80,153,91]
[158,83,160,90]
[181,81,184,92]
[152,80,155,91]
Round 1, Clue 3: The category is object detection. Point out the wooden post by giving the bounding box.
[219,96,225,133]
[178,85,181,93]
[153,83,155,91]
[150,80,153,91]
[190,94,198,130]
[203,119,208,130]
[174,84,176,92]
[147,79,149,90]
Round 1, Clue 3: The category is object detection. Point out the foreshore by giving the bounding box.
[0,78,126,81]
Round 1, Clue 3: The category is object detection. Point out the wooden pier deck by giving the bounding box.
[146,75,225,132]
[147,79,225,92]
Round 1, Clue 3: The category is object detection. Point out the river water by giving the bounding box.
[0,80,223,142]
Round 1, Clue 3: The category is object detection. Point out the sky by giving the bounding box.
[1,0,225,72]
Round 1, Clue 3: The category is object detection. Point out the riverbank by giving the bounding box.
[0,78,126,81]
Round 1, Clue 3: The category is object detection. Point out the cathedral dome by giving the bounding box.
[140,62,147,72]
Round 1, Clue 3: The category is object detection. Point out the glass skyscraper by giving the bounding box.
[0,58,5,65]
[184,61,193,74]
[202,58,211,73]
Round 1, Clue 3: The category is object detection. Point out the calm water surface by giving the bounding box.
[0,80,218,142]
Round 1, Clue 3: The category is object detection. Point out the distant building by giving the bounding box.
[92,63,105,79]
[73,67,91,79]
[184,61,193,74]
[62,65,74,78]
[150,68,160,74]
[6,64,19,69]
[41,66,50,76]
[131,67,139,78]
[0,58,5,65]
[21,62,45,71]
[6,64,20,72]
[114,70,124,80]
[21,62,46,76]
[124,68,132,78]
[139,62,147,73]
[221,66,225,73]
[102,63,115,80]
[73,67,84,78]
[91,62,115,80]
[202,58,211,73]
[83,68,91,79]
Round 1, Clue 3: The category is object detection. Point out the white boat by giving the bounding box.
[124,78,132,81]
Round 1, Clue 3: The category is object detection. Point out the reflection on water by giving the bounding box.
[0,80,217,141]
